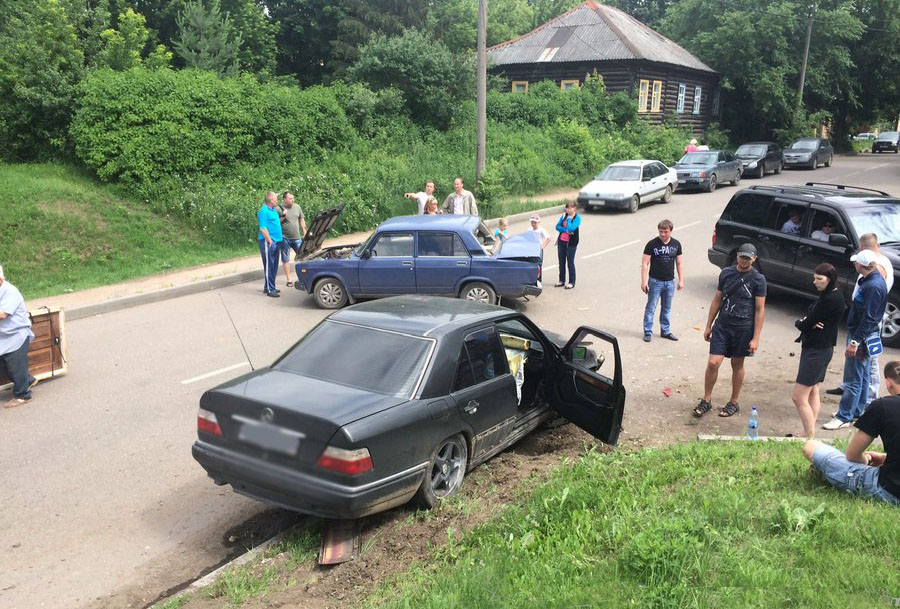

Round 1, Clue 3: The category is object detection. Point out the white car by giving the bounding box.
[576,160,677,213]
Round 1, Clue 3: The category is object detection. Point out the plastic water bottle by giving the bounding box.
[747,405,759,440]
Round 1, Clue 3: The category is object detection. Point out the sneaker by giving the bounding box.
[822,417,851,430]
[4,396,31,409]
[661,333,679,341]
[564,284,575,289]
[643,334,651,342]
[825,387,843,396]
[266,292,281,298]
[554,282,565,288]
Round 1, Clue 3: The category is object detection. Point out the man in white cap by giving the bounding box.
[0,265,37,408]
[529,214,551,251]
[824,249,889,429]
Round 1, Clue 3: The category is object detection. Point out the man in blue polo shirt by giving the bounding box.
[258,191,283,298]
[0,265,37,408]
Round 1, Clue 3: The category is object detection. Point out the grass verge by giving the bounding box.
[365,441,900,609]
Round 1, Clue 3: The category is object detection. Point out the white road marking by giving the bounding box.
[181,362,250,385]
[581,239,641,259]
[675,220,703,231]
[711,213,721,219]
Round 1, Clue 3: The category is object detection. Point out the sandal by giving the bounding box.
[286,281,294,287]
[692,399,712,418]
[718,401,740,417]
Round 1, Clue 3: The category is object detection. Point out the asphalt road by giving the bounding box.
[2,154,898,609]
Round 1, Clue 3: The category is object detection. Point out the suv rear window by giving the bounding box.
[721,192,773,226]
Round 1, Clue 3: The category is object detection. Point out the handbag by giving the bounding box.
[865,334,884,356]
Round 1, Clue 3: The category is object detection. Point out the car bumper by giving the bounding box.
[577,196,629,210]
[873,144,898,152]
[675,177,709,189]
[783,158,811,166]
[708,247,728,269]
[522,284,542,297]
[192,441,427,519]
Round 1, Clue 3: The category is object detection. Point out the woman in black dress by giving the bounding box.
[791,263,846,438]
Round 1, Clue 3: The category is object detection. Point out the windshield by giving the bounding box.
[791,140,818,150]
[678,152,717,165]
[353,232,375,257]
[275,320,433,397]
[595,165,640,181]
[846,204,900,245]
[877,131,899,141]
[736,145,766,156]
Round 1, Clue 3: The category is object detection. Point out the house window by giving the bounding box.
[560,79,579,90]
[650,81,663,112]
[712,88,720,116]
[693,86,702,114]
[511,80,528,94]
[638,79,650,113]
[676,84,686,113]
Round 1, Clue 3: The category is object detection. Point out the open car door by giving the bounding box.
[550,326,625,445]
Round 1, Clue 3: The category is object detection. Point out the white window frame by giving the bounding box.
[693,86,702,115]
[676,83,686,113]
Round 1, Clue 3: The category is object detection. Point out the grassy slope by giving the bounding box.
[0,163,252,299]
[366,441,900,609]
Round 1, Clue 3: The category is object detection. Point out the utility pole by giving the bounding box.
[797,1,816,110]
[475,0,487,183]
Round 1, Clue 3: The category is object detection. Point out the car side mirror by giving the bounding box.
[828,234,849,247]
[360,249,371,259]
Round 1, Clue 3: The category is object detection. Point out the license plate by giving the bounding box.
[678,179,686,184]
[238,420,302,456]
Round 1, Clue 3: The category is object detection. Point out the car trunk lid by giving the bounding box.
[494,232,542,261]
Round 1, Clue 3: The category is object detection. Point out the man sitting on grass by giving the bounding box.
[803,360,900,505]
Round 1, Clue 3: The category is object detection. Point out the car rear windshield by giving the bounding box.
[877,132,898,141]
[846,203,900,245]
[274,321,433,397]
[596,166,640,181]
[679,153,717,164]
[736,145,766,156]
[791,140,818,150]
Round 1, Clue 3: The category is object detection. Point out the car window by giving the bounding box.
[721,192,773,227]
[418,232,467,257]
[597,166,640,181]
[806,209,845,241]
[655,162,668,175]
[370,233,413,257]
[496,318,545,356]
[773,201,808,234]
[274,320,433,397]
[451,327,509,392]
[846,203,900,244]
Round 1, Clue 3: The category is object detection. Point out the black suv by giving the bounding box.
[708,183,900,347]
[735,141,784,178]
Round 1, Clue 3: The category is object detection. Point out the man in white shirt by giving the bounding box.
[781,210,803,234]
[810,221,836,242]
[442,177,478,215]
[529,214,551,250]
[0,265,37,408]
[404,180,435,214]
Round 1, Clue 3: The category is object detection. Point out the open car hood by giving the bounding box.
[297,205,345,260]
[494,231,542,259]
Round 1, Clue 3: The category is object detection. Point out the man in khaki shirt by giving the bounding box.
[442,177,478,215]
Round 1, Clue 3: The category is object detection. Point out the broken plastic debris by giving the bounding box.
[662,387,672,397]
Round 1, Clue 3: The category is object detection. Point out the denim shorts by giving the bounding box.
[709,323,754,358]
[280,238,302,262]
[812,444,899,505]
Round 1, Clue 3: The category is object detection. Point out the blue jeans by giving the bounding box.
[557,242,576,285]
[812,444,899,505]
[280,238,302,263]
[643,278,675,335]
[841,322,882,403]
[1,337,35,399]
[258,239,280,294]
[835,334,878,422]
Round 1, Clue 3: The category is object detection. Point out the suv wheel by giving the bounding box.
[706,174,717,192]
[883,295,900,349]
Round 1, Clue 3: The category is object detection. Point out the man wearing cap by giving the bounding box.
[0,265,37,409]
[529,215,551,251]
[641,219,684,342]
[693,243,767,418]
[824,249,888,429]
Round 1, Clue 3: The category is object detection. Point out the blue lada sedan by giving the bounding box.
[293,207,543,308]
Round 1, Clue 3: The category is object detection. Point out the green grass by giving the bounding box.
[364,441,900,609]
[0,162,252,299]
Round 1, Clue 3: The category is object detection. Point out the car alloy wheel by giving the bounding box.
[883,297,900,349]
[706,174,717,192]
[662,185,673,203]
[732,171,741,186]
[824,155,832,167]
[774,162,782,174]
[460,281,496,304]
[809,156,817,169]
[757,163,765,178]
[415,434,468,508]
[627,194,640,213]
[314,278,348,309]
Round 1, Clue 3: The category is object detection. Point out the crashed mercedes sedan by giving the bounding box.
[291,207,542,308]
[192,295,625,519]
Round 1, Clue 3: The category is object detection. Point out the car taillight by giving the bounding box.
[316,446,373,475]
[197,407,222,436]
[712,227,716,247]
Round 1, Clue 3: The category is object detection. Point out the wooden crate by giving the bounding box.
[0,306,67,388]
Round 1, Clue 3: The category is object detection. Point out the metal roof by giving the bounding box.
[488,1,715,73]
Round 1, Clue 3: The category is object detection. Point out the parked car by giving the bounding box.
[783,138,833,169]
[855,132,877,141]
[873,131,900,153]
[734,142,783,178]
[674,150,742,192]
[576,160,676,213]
[192,295,626,518]
[707,182,900,347]
[292,207,542,309]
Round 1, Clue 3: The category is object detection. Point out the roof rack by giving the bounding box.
[803,182,890,196]
[745,183,891,200]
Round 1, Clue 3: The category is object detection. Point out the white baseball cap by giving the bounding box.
[850,250,877,266]
[529,214,541,222]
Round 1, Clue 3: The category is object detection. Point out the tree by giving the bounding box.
[99,8,171,70]
[428,0,535,49]
[269,0,343,84]
[346,29,473,128]
[173,0,242,76]
[0,0,84,159]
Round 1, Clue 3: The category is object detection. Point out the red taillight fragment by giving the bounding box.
[712,228,716,247]
[197,407,222,436]
[316,446,373,475]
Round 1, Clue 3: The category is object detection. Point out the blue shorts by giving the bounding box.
[812,444,899,505]
[709,323,754,358]
[280,238,302,262]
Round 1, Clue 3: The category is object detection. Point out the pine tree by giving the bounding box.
[173,0,241,76]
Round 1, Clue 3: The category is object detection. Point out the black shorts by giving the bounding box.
[709,323,754,358]
[796,347,834,386]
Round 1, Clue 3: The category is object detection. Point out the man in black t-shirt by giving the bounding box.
[804,360,900,506]
[693,243,767,419]
[641,219,684,342]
